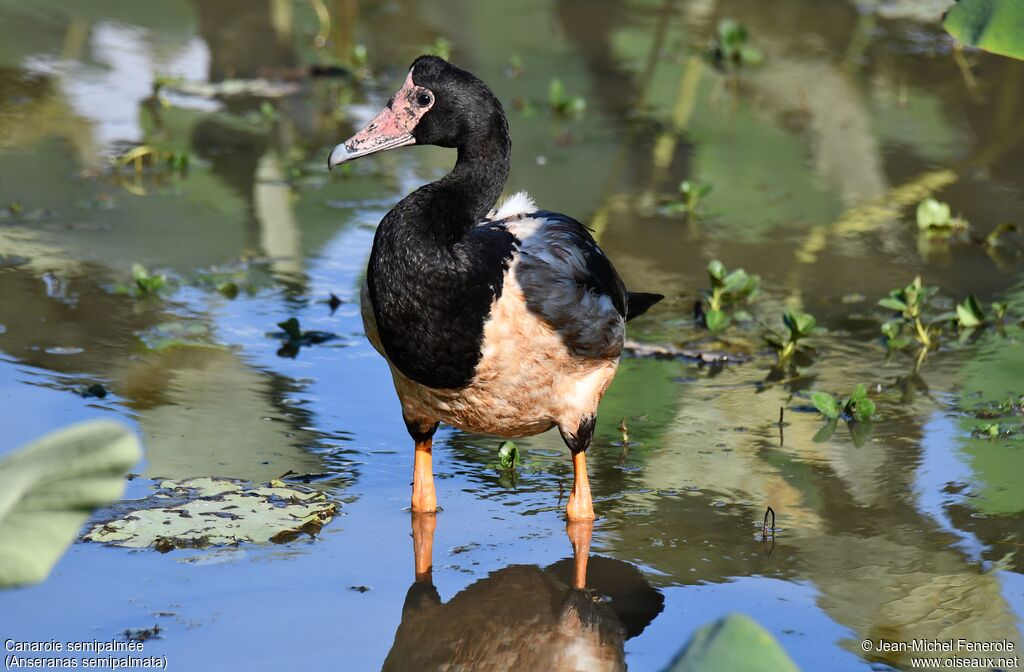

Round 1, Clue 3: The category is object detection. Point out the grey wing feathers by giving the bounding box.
[502,211,628,359]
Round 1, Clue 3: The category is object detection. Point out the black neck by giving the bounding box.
[394,114,510,247]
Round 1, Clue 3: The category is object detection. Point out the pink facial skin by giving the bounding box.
[328,71,435,168]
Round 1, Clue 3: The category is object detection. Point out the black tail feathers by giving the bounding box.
[625,292,664,321]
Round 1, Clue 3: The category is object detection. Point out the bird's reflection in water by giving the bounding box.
[382,515,664,672]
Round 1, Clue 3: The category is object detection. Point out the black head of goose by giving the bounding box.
[329,55,663,521]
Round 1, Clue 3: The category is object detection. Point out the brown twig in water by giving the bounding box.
[762,506,776,556]
[778,407,785,446]
[762,506,775,538]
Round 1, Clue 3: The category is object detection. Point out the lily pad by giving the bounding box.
[83,477,338,552]
[666,613,799,672]
[0,421,142,587]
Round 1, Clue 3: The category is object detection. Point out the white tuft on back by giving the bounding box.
[490,191,537,220]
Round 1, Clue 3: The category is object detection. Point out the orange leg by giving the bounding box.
[565,519,594,589]
[412,436,437,513]
[411,511,436,582]
[566,450,595,521]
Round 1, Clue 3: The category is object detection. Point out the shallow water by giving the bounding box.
[1,1,1023,670]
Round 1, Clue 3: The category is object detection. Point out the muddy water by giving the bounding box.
[1,1,1023,670]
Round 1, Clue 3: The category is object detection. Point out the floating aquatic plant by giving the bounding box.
[764,310,817,366]
[548,79,586,117]
[879,276,938,349]
[705,19,763,70]
[811,384,876,423]
[916,198,968,239]
[701,260,759,333]
[83,477,338,552]
[663,180,713,217]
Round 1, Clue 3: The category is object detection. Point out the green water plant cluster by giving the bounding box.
[701,260,759,333]
[113,263,170,298]
[548,79,586,117]
[663,180,713,217]
[880,276,1013,353]
[810,384,877,447]
[812,384,876,423]
[764,310,817,366]
[879,275,938,349]
[705,19,763,70]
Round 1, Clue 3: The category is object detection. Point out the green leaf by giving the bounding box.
[956,294,987,328]
[277,317,302,342]
[848,384,867,404]
[878,297,908,312]
[943,0,1024,61]
[854,397,876,422]
[705,309,730,333]
[916,198,952,229]
[722,269,750,294]
[498,441,520,470]
[0,421,142,587]
[666,613,799,672]
[708,260,726,283]
[783,310,816,337]
[811,392,840,420]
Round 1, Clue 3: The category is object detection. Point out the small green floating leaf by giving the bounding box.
[0,421,142,587]
[811,392,840,420]
[943,0,1024,61]
[666,613,799,672]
